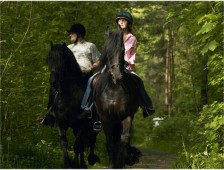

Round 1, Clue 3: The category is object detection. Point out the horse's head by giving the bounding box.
[100,28,125,84]
[47,42,66,73]
[47,42,82,78]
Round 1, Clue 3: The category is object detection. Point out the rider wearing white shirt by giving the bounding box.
[39,23,100,126]
[67,23,100,74]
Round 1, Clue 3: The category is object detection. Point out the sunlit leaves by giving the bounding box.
[208,54,224,88]
[197,21,218,35]
[201,40,219,55]
[196,13,223,55]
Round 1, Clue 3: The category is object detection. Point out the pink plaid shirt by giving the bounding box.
[124,33,137,71]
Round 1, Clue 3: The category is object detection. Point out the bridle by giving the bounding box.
[109,63,123,84]
[109,63,121,70]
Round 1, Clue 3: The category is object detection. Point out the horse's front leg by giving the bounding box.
[58,126,72,168]
[121,116,132,145]
[121,116,132,166]
[102,121,115,168]
[121,116,141,166]
[79,151,88,169]
[73,130,87,169]
[88,133,100,165]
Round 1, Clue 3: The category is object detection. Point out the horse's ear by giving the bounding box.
[62,42,67,49]
[105,26,110,38]
[51,41,54,50]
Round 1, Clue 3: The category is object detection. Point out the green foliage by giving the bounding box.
[196,3,223,101]
[146,115,194,153]
[131,109,155,146]
[1,133,62,168]
[1,1,223,168]
[174,102,224,168]
[0,2,127,168]
[196,12,223,55]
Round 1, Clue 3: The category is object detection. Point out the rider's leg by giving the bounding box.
[139,80,155,117]
[78,66,107,119]
[128,70,155,117]
[81,75,95,110]
[78,72,100,119]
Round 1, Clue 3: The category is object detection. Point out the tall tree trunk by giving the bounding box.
[165,27,173,117]
[200,55,208,108]
[187,48,199,114]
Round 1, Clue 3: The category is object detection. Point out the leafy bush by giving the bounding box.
[1,137,62,168]
[174,101,224,168]
[146,115,194,153]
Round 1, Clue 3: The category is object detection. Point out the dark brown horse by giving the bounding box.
[93,29,141,168]
[45,42,99,168]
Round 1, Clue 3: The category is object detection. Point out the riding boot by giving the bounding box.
[78,88,93,119]
[139,80,155,117]
[77,105,92,119]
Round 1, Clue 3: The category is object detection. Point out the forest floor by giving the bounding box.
[127,147,177,169]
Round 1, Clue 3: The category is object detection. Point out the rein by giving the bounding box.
[109,63,121,70]
[45,90,58,115]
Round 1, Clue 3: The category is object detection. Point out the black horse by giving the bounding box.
[93,29,141,168]
[45,42,99,168]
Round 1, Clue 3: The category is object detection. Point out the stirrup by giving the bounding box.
[93,121,102,132]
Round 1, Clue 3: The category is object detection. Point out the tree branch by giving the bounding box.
[1,2,33,79]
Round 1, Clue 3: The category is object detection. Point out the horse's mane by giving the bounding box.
[95,29,126,96]
[99,28,125,70]
[47,42,82,79]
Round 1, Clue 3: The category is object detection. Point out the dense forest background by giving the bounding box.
[1,1,223,169]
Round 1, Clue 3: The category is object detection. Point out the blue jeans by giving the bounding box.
[81,72,99,110]
[81,66,107,110]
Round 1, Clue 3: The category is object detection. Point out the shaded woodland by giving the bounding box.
[1,1,223,168]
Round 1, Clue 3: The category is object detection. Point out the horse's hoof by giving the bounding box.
[63,164,71,169]
[70,159,79,168]
[88,154,100,165]
[125,146,142,165]
[63,158,77,169]
[125,155,139,166]
[80,162,88,169]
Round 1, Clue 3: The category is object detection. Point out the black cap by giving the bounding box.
[67,23,86,37]
[116,11,133,24]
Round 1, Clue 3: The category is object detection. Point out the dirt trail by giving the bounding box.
[127,148,176,169]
